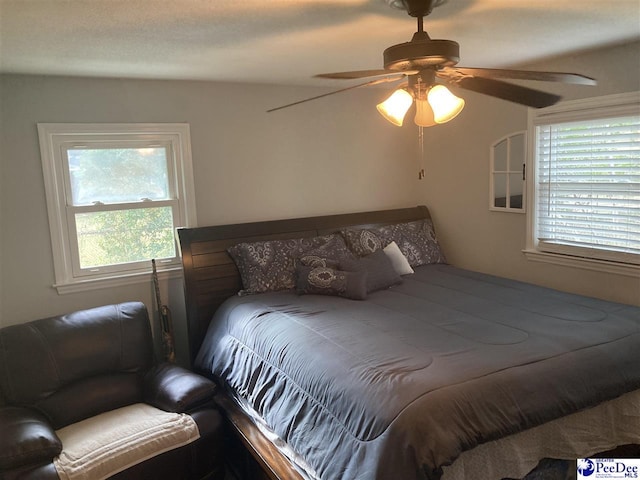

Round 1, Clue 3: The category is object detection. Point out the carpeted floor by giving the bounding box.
[502,458,576,480]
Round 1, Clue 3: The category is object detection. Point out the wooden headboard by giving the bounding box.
[177,205,431,363]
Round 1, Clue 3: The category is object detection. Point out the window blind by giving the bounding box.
[535,114,640,265]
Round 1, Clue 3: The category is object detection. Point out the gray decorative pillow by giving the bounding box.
[295,265,367,300]
[340,249,402,293]
[341,219,446,267]
[297,234,355,269]
[298,256,340,269]
[228,234,339,295]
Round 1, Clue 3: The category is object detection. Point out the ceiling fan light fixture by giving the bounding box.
[377,88,413,126]
[414,98,437,127]
[427,85,465,123]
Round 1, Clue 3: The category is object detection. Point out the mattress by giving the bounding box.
[195,264,640,480]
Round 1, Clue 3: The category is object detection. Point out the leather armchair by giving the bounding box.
[0,302,225,480]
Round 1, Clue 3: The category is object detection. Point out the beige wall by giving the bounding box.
[1,41,638,364]
[420,41,640,306]
[0,74,419,361]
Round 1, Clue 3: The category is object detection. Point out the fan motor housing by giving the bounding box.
[383,39,459,71]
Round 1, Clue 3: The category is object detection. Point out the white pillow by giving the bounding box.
[383,241,414,276]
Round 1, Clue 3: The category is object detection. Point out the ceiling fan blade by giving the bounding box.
[444,75,562,108]
[315,69,416,80]
[444,67,597,86]
[267,77,404,113]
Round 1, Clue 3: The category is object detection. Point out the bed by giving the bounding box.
[177,205,640,480]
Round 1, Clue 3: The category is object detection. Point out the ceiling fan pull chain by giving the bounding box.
[418,125,426,180]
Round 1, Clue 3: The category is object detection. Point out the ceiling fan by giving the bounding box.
[268,0,596,127]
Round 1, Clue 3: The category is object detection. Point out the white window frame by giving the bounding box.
[524,91,640,277]
[38,123,197,293]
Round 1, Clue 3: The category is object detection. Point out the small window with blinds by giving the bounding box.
[526,92,640,271]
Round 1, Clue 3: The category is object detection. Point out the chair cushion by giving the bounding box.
[53,403,199,480]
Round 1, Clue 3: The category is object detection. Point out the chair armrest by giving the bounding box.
[143,363,217,413]
[0,406,62,470]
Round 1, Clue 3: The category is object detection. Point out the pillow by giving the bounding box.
[228,234,339,295]
[297,234,355,269]
[295,265,367,300]
[298,256,340,269]
[341,219,446,267]
[339,249,402,293]
[383,241,414,276]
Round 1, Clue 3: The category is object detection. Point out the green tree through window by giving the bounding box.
[76,207,175,268]
[67,147,176,269]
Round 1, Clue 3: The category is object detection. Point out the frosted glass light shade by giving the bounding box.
[414,99,437,127]
[427,85,465,123]
[377,89,413,126]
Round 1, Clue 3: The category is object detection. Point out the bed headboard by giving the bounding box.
[177,205,431,363]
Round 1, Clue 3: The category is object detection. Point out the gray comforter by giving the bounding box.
[195,265,640,480]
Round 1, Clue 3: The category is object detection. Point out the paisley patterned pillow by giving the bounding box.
[228,234,339,295]
[295,265,367,300]
[340,219,446,267]
[297,234,355,269]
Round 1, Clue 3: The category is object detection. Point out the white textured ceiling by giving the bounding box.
[1,0,639,87]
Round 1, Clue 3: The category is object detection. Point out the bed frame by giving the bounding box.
[177,204,639,480]
[176,205,431,479]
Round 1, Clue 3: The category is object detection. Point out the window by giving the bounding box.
[38,123,197,293]
[525,92,640,275]
[490,131,526,212]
